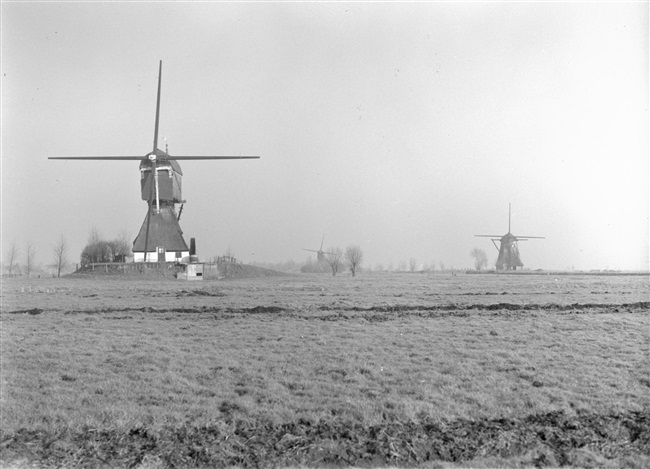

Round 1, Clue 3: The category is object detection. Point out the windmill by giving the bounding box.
[303,235,332,263]
[475,204,544,270]
[49,61,259,262]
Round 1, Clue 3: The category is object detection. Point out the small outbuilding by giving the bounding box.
[176,262,204,281]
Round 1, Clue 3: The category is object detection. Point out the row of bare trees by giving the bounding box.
[320,245,364,277]
[369,249,489,272]
[5,237,68,278]
[370,260,443,273]
[4,228,132,278]
[4,241,31,277]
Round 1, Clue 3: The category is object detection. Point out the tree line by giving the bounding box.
[4,238,69,278]
[3,228,132,278]
[301,245,364,277]
[3,233,489,278]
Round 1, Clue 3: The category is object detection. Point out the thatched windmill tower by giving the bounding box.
[475,204,544,270]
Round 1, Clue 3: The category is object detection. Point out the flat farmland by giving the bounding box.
[1,272,649,468]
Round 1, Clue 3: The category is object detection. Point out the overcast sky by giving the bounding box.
[2,2,648,271]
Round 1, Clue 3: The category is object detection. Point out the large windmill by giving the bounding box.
[303,235,332,263]
[475,204,544,270]
[49,61,259,262]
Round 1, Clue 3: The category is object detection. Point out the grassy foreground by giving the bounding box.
[1,274,649,467]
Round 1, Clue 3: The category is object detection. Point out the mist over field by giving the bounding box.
[2,2,648,273]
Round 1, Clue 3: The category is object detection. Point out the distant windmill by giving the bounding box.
[303,235,332,263]
[475,204,544,270]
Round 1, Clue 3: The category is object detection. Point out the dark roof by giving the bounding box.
[500,232,518,243]
[132,206,189,252]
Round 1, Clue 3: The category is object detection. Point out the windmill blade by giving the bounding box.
[475,235,503,238]
[152,159,160,214]
[143,166,155,261]
[303,249,319,253]
[48,155,260,161]
[48,156,148,160]
[516,236,545,239]
[320,235,325,251]
[164,156,260,160]
[153,60,162,153]
[508,203,511,233]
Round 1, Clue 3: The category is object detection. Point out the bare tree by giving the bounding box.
[470,248,488,270]
[5,240,18,275]
[88,226,102,245]
[325,247,342,276]
[116,229,132,260]
[25,242,36,278]
[345,245,363,277]
[53,236,69,278]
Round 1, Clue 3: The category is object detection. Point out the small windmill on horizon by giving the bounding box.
[475,204,544,270]
[303,235,333,263]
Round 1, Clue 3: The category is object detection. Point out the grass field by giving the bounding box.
[1,272,649,468]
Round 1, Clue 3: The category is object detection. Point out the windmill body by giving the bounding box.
[303,235,332,263]
[49,61,259,263]
[306,250,329,263]
[475,205,544,270]
[133,156,187,262]
[494,232,524,270]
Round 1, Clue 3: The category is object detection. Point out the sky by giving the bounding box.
[2,2,648,272]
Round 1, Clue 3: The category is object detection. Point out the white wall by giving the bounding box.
[133,251,189,262]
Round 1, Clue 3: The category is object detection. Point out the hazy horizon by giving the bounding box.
[2,2,648,273]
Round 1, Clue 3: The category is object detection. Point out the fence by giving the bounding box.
[79,262,180,273]
[214,255,242,265]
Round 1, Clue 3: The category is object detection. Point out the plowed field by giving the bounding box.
[1,272,648,468]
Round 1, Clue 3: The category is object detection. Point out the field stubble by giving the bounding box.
[1,272,649,468]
